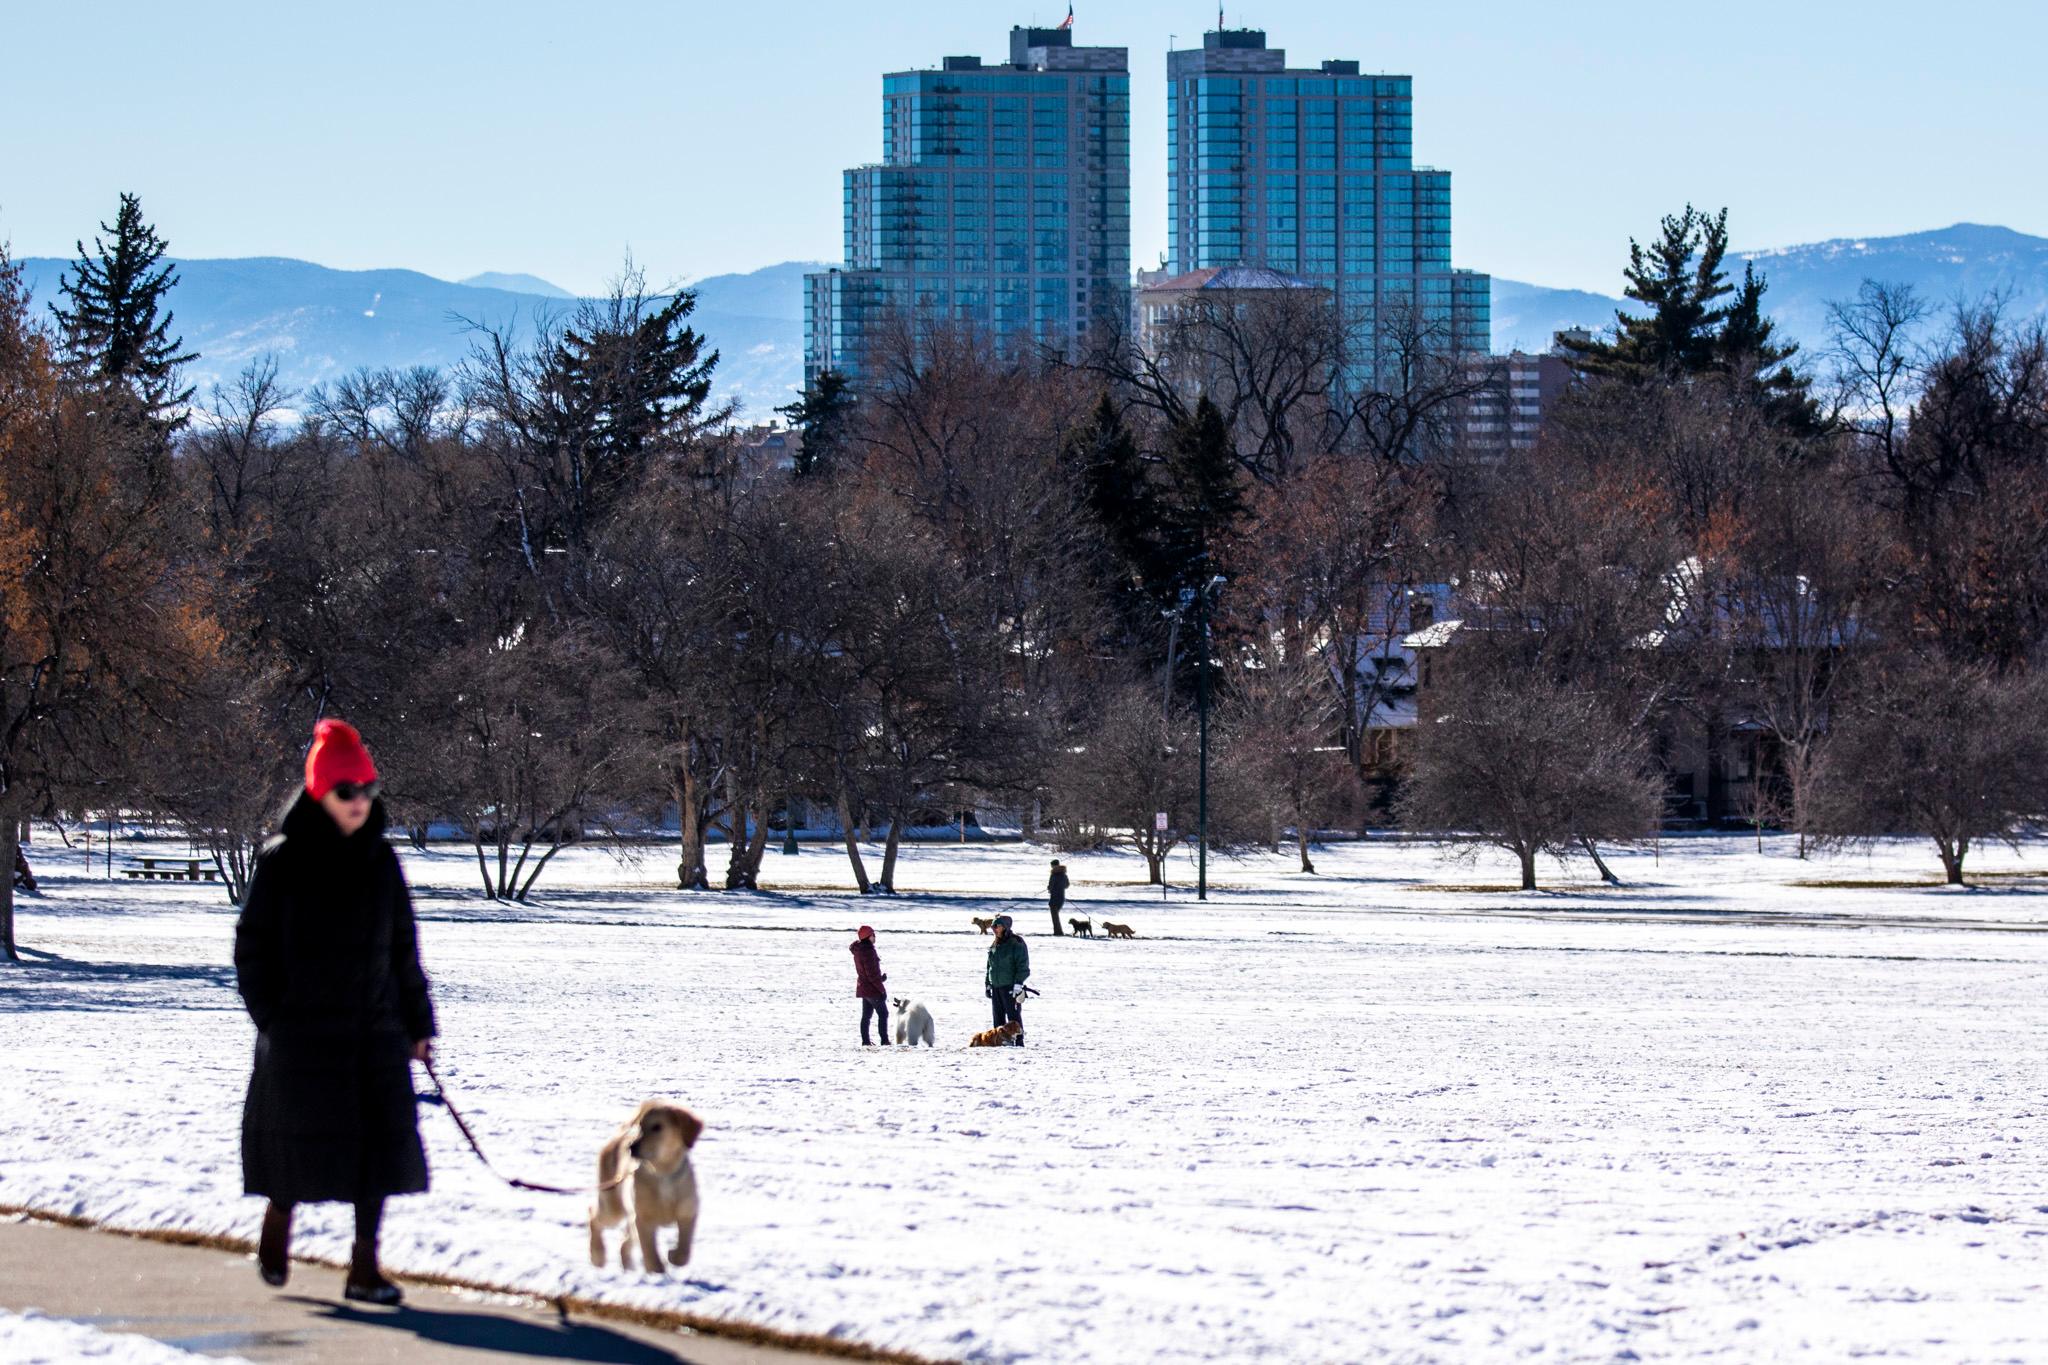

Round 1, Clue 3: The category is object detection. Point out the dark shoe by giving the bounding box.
[344,1274,403,1306]
[258,1203,291,1287]
[346,1243,403,1306]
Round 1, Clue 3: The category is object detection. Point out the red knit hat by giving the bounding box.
[857,925,874,940]
[305,719,378,799]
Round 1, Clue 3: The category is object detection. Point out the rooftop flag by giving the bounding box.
[1059,3,1073,29]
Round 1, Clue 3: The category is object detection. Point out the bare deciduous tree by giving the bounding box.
[1401,671,1663,890]
[1810,657,2048,885]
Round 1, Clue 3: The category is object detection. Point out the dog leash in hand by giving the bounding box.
[417,1058,628,1196]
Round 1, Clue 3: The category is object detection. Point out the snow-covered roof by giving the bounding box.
[1401,619,1464,650]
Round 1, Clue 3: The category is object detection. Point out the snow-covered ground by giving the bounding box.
[4,832,2045,1362]
[0,1309,241,1364]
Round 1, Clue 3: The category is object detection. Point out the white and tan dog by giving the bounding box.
[892,996,935,1047]
[589,1100,704,1273]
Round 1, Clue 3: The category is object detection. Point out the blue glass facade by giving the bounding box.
[806,28,1131,386]
[1166,32,1488,360]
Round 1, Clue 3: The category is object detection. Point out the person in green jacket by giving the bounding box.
[984,913,1030,1046]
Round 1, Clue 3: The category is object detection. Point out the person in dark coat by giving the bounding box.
[1046,859,1069,936]
[984,914,1030,1046]
[851,925,889,1045]
[234,719,435,1305]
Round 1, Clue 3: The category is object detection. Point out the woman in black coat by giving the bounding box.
[234,719,435,1304]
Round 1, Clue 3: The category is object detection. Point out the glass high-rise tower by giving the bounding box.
[1166,29,1489,359]
[804,26,1131,387]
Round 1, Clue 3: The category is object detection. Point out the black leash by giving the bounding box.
[417,1058,627,1196]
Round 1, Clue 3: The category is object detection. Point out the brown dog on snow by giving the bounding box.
[971,916,995,934]
[589,1100,704,1273]
[968,1021,1023,1047]
[1103,921,1136,939]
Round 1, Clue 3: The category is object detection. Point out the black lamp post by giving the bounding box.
[1188,573,1225,902]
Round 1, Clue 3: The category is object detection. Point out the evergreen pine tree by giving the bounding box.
[540,282,722,546]
[55,193,196,420]
[1718,261,1819,430]
[1157,396,1247,598]
[776,368,856,477]
[555,287,719,472]
[1562,205,1819,431]
[1561,205,1733,379]
[1067,393,1165,635]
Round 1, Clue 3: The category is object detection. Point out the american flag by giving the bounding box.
[1058,3,1074,30]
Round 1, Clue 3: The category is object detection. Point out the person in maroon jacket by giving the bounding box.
[850,925,889,1045]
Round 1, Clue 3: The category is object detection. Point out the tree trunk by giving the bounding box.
[1142,834,1164,886]
[472,832,497,899]
[675,767,709,890]
[878,809,903,893]
[1297,824,1316,874]
[836,783,871,893]
[1704,709,1729,825]
[737,802,771,890]
[1578,836,1620,885]
[1938,836,1967,886]
[515,839,568,901]
[1518,846,1537,891]
[722,769,751,890]
[506,831,536,900]
[0,812,20,964]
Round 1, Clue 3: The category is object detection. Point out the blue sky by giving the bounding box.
[2,1,2041,295]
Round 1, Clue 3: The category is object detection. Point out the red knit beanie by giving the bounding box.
[305,719,378,799]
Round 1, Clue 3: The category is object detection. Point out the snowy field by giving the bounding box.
[3,831,2045,1363]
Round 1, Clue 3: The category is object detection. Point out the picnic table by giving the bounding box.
[121,856,219,883]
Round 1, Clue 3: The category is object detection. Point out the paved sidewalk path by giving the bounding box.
[0,1217,838,1364]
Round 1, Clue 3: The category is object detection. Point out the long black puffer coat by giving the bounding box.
[234,793,436,1204]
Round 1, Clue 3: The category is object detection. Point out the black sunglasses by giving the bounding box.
[330,781,380,802]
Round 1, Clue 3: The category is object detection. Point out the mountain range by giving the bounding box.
[18,224,2048,419]
[13,255,819,418]
[1495,223,2048,357]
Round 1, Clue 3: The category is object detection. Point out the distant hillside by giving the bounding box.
[1490,223,2048,357]
[16,226,2045,414]
[1733,222,2048,357]
[684,261,815,323]
[1488,279,1625,354]
[459,271,573,298]
[12,256,819,418]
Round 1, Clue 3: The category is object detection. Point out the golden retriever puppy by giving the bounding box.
[969,1021,1022,1047]
[972,916,995,934]
[589,1100,704,1273]
[1103,921,1136,939]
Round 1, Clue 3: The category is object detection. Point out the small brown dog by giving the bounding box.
[1103,921,1136,939]
[968,1021,1022,1047]
[971,916,995,934]
[589,1100,704,1274]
